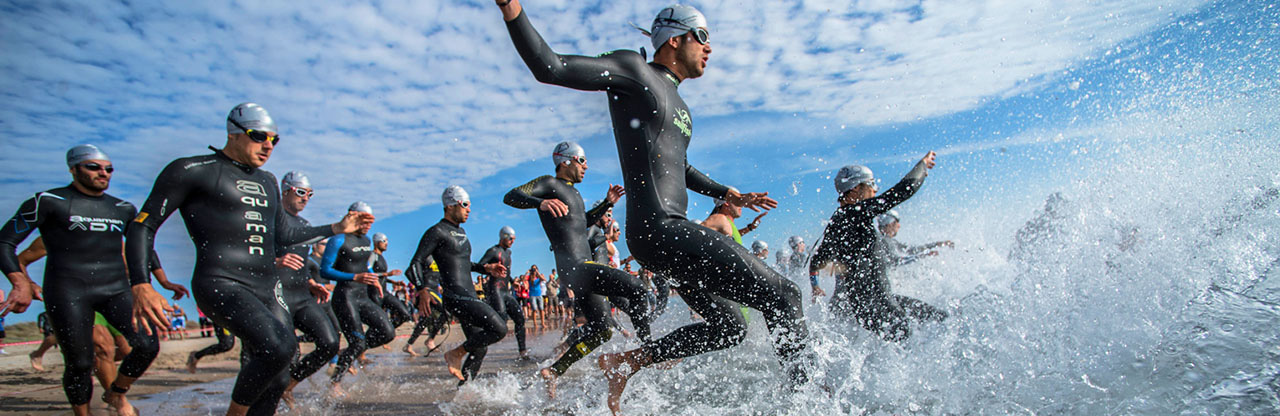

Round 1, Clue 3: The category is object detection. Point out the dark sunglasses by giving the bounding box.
[79,163,114,173]
[289,187,314,198]
[227,118,280,145]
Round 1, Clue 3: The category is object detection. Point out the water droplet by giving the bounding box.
[630,119,641,129]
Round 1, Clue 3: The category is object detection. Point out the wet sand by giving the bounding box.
[0,322,570,415]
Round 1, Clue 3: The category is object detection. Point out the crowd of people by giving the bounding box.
[0,2,962,415]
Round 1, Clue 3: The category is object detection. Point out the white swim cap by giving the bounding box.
[372,232,388,243]
[553,141,586,166]
[442,185,470,207]
[876,210,900,228]
[226,102,277,134]
[348,201,373,215]
[500,226,516,240]
[66,144,110,168]
[834,165,874,194]
[282,171,311,189]
[645,4,708,51]
[788,236,804,250]
[751,240,768,255]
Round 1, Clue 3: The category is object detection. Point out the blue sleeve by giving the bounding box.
[320,234,356,281]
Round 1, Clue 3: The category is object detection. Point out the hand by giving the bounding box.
[159,281,191,301]
[749,212,768,228]
[725,189,779,212]
[332,211,376,234]
[920,151,937,170]
[275,253,305,270]
[540,199,569,217]
[604,184,626,204]
[308,280,332,303]
[387,269,402,277]
[1,273,40,316]
[131,284,173,335]
[484,262,508,278]
[354,272,380,285]
[415,288,437,314]
[812,286,827,298]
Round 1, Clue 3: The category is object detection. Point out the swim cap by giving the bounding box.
[788,236,804,250]
[553,141,585,166]
[372,232,388,243]
[713,186,739,207]
[66,144,110,168]
[834,165,874,194]
[348,201,373,215]
[751,240,768,255]
[647,5,708,51]
[281,171,311,190]
[500,226,516,240]
[876,210,900,228]
[442,185,470,207]
[226,102,277,135]
[610,221,620,232]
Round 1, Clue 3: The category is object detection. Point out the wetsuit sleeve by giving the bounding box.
[127,160,193,285]
[319,234,356,281]
[685,163,732,199]
[507,11,643,92]
[585,200,614,226]
[148,248,163,271]
[504,176,553,209]
[408,232,441,289]
[0,195,43,275]
[275,212,333,248]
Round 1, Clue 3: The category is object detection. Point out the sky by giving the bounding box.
[3,0,1272,322]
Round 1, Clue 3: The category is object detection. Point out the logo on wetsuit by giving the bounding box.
[236,180,270,256]
[673,108,692,137]
[68,215,125,233]
[449,231,467,245]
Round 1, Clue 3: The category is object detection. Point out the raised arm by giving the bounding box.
[504,176,551,209]
[685,163,731,200]
[503,4,644,92]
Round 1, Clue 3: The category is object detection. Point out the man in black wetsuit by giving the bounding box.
[124,103,372,416]
[788,236,825,301]
[0,144,160,416]
[499,4,811,412]
[369,232,413,328]
[403,255,448,357]
[321,201,398,394]
[876,210,954,267]
[406,186,507,384]
[267,171,342,407]
[503,140,653,397]
[477,225,528,359]
[809,152,943,342]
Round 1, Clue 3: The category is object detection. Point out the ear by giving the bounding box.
[666,35,682,51]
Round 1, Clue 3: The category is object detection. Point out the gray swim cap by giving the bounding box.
[226,102,277,135]
[553,141,586,166]
[372,232,388,243]
[876,210,900,228]
[834,165,874,194]
[348,201,373,215]
[66,144,110,168]
[788,236,804,250]
[281,171,311,190]
[647,4,708,51]
[442,185,470,207]
[500,226,516,240]
[751,240,768,255]
[713,186,739,207]
[610,221,620,232]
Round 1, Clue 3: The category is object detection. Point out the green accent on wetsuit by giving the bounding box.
[549,327,612,376]
[729,218,750,322]
[94,312,122,336]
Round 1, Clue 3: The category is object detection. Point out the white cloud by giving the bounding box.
[0,0,1204,219]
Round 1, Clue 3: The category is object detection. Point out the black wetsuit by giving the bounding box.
[322,232,395,382]
[810,161,945,341]
[276,211,340,382]
[508,11,810,379]
[477,244,527,353]
[125,149,333,413]
[0,186,160,406]
[369,252,413,327]
[405,259,450,347]
[504,176,652,375]
[880,236,948,267]
[193,323,236,360]
[407,220,504,382]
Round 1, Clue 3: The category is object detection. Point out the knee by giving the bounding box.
[262,339,299,365]
[711,313,749,346]
[128,336,160,359]
[316,334,341,357]
[64,353,95,375]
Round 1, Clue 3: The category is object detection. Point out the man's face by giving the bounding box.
[71,159,112,192]
[755,248,768,260]
[794,242,806,254]
[445,202,471,224]
[283,186,312,213]
[881,222,901,237]
[675,30,712,79]
[566,158,588,183]
[500,236,514,248]
[228,132,277,167]
[598,208,614,227]
[376,240,388,251]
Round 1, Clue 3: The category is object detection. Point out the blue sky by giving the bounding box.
[4,0,1273,322]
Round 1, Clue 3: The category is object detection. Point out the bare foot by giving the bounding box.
[347,365,359,376]
[403,344,419,357]
[382,343,392,350]
[29,353,45,372]
[328,382,347,400]
[103,391,138,416]
[539,367,558,398]
[426,339,437,352]
[282,389,297,409]
[444,347,467,381]
[186,352,199,374]
[598,353,636,415]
